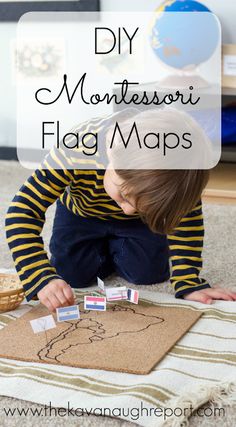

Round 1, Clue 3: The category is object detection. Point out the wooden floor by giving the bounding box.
[203,163,236,204]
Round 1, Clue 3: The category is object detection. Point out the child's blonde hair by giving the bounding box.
[107,108,210,233]
[116,168,209,234]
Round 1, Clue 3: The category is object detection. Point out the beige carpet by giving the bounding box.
[0,160,236,427]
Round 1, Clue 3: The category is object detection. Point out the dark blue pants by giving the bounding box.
[49,200,170,288]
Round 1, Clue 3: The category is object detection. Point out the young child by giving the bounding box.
[5,108,236,312]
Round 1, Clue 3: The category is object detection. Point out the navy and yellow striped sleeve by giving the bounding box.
[167,201,211,298]
[5,148,73,301]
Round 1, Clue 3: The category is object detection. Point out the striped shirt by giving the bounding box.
[5,111,210,301]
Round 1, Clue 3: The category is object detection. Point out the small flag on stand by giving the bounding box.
[84,296,106,311]
[127,289,139,304]
[97,277,105,293]
[106,286,128,301]
[56,305,80,322]
[30,315,56,334]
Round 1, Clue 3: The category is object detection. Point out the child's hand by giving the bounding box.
[37,279,75,312]
[183,286,236,304]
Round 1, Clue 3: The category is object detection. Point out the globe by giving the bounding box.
[150,0,220,70]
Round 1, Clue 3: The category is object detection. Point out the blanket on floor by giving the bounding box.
[0,288,236,427]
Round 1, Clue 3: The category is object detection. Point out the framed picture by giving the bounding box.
[0,0,100,21]
[11,38,66,82]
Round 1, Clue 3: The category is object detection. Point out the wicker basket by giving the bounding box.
[0,274,25,312]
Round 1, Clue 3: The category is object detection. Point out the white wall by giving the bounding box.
[1,0,236,147]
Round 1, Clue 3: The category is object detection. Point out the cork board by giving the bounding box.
[0,298,202,374]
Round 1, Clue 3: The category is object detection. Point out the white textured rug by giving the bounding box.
[0,286,236,427]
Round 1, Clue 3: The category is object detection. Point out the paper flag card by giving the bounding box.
[97,277,105,292]
[106,287,128,301]
[84,296,106,311]
[127,289,139,304]
[30,315,56,334]
[56,305,80,322]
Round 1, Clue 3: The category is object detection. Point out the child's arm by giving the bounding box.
[167,201,211,298]
[167,201,236,303]
[5,147,74,303]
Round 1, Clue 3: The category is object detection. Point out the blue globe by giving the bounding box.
[150,0,220,70]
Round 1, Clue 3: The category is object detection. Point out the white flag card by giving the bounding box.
[106,286,128,301]
[30,315,56,334]
[97,277,105,292]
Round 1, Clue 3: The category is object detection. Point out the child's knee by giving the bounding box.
[115,260,170,285]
